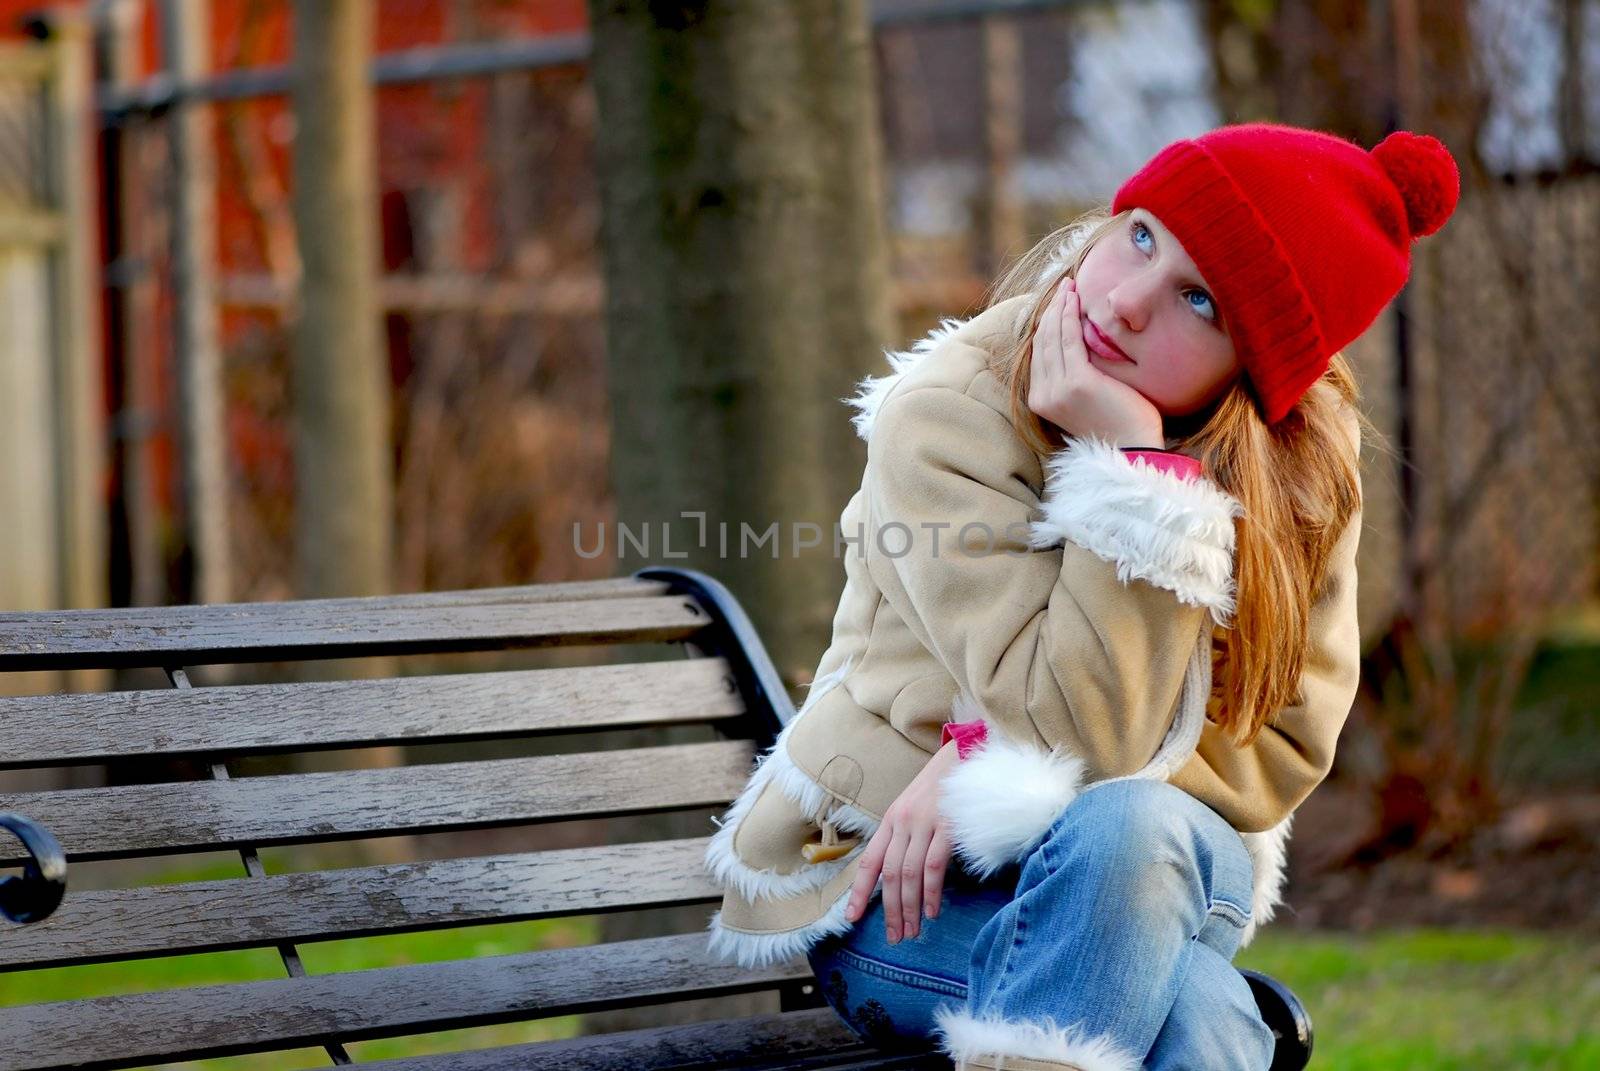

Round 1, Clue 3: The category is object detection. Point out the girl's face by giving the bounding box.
[1072,209,1242,417]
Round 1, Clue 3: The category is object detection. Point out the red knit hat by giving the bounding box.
[1111,122,1460,425]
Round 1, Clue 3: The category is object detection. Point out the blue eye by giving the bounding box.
[1130,220,1154,253]
[1130,219,1220,326]
[1186,290,1217,321]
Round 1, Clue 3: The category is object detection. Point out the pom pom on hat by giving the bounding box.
[1371,131,1460,239]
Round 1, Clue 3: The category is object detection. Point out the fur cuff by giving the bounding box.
[1239,814,1294,948]
[934,1005,1142,1071]
[937,725,1086,881]
[1026,436,1244,626]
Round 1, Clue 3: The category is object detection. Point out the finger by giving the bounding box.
[1032,280,1071,390]
[924,824,951,921]
[879,829,910,942]
[1058,280,1084,368]
[1035,284,1062,374]
[900,826,934,938]
[845,825,887,921]
[1047,274,1074,344]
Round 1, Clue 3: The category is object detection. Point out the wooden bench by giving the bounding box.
[0,567,1312,1069]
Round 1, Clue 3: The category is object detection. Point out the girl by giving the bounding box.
[702,122,1459,1070]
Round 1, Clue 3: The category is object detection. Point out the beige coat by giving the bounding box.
[704,293,1364,971]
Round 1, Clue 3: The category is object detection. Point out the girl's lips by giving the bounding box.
[1084,317,1134,363]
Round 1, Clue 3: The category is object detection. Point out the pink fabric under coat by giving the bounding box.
[939,718,991,759]
[1121,449,1202,482]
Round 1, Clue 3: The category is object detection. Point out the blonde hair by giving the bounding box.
[980,207,1378,747]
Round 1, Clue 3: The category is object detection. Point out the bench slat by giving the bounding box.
[0,931,809,1071]
[0,740,755,864]
[358,1008,916,1071]
[6,578,666,628]
[0,659,742,768]
[0,838,725,970]
[0,596,708,671]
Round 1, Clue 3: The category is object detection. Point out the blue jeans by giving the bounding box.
[805,779,1276,1069]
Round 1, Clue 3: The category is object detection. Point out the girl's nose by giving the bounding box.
[1107,280,1152,333]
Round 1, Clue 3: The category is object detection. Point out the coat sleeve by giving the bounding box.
[866,381,1245,781]
[1167,474,1365,833]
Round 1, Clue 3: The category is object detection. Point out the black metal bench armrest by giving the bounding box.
[633,566,797,744]
[1241,967,1313,1071]
[0,813,68,924]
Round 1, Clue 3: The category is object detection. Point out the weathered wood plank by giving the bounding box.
[0,595,709,671]
[0,838,726,969]
[0,932,810,1071]
[357,1008,939,1071]
[0,740,755,864]
[0,658,743,768]
[22,577,664,623]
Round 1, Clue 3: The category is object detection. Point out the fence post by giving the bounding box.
[40,10,107,627]
[161,0,233,605]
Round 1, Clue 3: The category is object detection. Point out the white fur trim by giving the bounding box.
[1238,814,1294,948]
[843,316,969,441]
[934,1005,1142,1071]
[1034,221,1102,290]
[704,880,869,971]
[1027,436,1244,627]
[702,656,877,904]
[937,719,1087,881]
[938,621,1214,880]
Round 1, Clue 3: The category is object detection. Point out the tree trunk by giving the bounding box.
[290,0,392,604]
[587,0,894,693]
[585,0,894,1034]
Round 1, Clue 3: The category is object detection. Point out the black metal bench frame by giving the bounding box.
[0,567,1311,1070]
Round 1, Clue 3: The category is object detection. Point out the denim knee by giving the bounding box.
[1051,779,1205,850]
[1041,779,1252,926]
[1042,781,1205,879]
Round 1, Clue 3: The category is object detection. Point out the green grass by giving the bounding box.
[1236,929,1600,1069]
[2,924,1592,1068]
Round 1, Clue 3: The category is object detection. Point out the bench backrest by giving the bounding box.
[0,569,828,1070]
